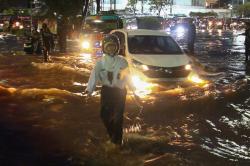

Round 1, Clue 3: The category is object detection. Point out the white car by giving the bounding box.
[110,29,193,83]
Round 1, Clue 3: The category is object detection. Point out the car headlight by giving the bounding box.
[81,41,90,49]
[176,26,185,34]
[24,43,32,48]
[165,27,171,32]
[175,26,186,38]
[141,65,149,71]
[188,73,206,84]
[185,64,192,70]
[217,22,222,26]
[131,75,154,97]
[15,22,20,27]
[132,59,149,71]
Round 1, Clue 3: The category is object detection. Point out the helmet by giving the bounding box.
[102,34,120,56]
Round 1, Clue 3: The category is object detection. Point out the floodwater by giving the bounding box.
[0,30,250,165]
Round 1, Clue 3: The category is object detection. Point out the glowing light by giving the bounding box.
[132,75,154,97]
[141,65,149,71]
[79,53,92,63]
[165,27,171,32]
[176,26,185,33]
[15,22,20,27]
[208,21,213,26]
[217,22,222,26]
[218,29,222,36]
[19,25,24,29]
[81,41,90,49]
[176,26,185,38]
[185,64,192,70]
[93,20,103,23]
[188,73,206,84]
[131,25,138,29]
[165,87,184,95]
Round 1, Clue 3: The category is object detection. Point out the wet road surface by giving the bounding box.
[0,30,250,165]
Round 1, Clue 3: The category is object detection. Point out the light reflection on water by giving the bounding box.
[0,30,250,163]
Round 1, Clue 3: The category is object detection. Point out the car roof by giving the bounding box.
[113,29,170,36]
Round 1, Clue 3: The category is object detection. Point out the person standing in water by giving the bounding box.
[244,22,250,61]
[86,34,139,146]
[40,23,54,62]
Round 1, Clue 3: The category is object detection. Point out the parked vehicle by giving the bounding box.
[123,15,165,30]
[79,11,123,56]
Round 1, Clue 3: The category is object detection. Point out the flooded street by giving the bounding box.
[0,30,250,165]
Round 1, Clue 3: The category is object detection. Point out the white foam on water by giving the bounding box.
[31,62,90,76]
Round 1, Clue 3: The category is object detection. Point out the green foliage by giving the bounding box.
[237,2,250,17]
[2,8,30,16]
[189,12,218,17]
[0,0,28,12]
[2,9,15,15]
[42,0,83,17]
[149,0,171,15]
[137,17,163,30]
[127,0,138,13]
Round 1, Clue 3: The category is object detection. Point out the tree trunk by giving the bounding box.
[57,16,68,53]
[82,0,89,26]
[96,0,101,13]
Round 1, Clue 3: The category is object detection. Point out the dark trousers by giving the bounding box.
[100,86,127,145]
[43,47,49,62]
[188,39,195,54]
[58,33,67,53]
[43,42,51,62]
[245,46,250,61]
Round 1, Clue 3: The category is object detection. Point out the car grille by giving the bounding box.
[144,65,190,78]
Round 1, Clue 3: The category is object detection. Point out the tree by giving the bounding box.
[237,2,250,17]
[149,0,171,16]
[0,0,30,12]
[42,0,83,17]
[82,0,101,17]
[96,0,101,13]
[218,0,232,8]
[189,12,218,18]
[41,0,83,53]
[82,0,90,24]
[127,0,138,14]
[41,0,101,52]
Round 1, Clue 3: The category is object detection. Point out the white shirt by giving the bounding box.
[86,54,134,94]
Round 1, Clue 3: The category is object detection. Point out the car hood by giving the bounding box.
[131,54,190,67]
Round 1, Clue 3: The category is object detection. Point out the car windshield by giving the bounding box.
[83,19,118,33]
[128,35,182,54]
